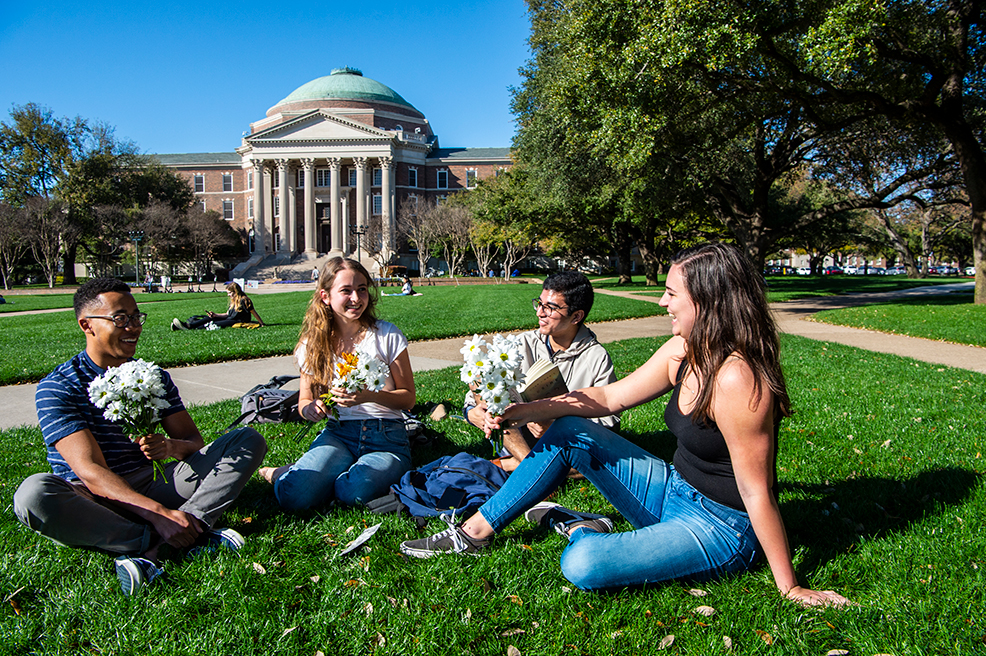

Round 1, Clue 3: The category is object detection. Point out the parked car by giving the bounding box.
[796,266,811,276]
[823,266,843,275]
[966,266,976,276]
[864,266,885,275]
[884,265,906,275]
[842,265,858,275]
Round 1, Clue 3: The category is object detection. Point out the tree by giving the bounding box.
[432,200,473,279]
[184,206,239,281]
[0,103,81,205]
[468,217,501,278]
[0,202,30,289]
[397,196,441,276]
[22,197,67,287]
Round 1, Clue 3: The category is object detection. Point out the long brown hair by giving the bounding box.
[297,257,378,395]
[671,243,791,425]
[226,281,250,312]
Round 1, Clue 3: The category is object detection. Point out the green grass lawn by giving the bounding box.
[1,335,984,654]
[0,285,662,385]
[811,292,986,347]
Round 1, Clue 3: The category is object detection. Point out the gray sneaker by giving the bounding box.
[524,502,613,538]
[400,514,490,558]
[115,556,164,596]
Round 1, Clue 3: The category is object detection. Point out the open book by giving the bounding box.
[516,358,568,402]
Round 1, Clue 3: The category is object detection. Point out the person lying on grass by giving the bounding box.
[171,281,264,330]
[401,243,851,607]
[13,278,267,596]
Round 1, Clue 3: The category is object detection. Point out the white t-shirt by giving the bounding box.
[295,320,409,421]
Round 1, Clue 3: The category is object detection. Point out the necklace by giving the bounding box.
[337,327,365,353]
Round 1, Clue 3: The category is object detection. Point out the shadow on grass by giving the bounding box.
[780,467,982,571]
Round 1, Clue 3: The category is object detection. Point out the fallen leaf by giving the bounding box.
[315,652,325,656]
[609,630,623,639]
[344,579,363,588]
[825,650,849,655]
[658,635,675,650]
[645,610,653,618]
[252,562,267,575]
[507,646,522,656]
[693,605,716,617]
[280,626,297,638]
[363,602,374,616]
[461,608,472,624]
[561,586,572,594]
[310,575,320,584]
[756,630,773,645]
[521,544,533,551]
[387,596,398,607]
[241,516,253,524]
[687,588,707,597]
[723,636,733,650]
[507,595,523,605]
[371,633,386,648]
[501,629,526,637]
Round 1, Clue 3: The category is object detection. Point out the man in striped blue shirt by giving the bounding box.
[13,278,268,595]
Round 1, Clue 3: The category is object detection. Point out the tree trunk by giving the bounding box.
[62,242,78,285]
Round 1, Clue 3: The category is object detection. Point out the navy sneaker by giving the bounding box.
[524,502,613,538]
[188,527,245,557]
[115,556,164,596]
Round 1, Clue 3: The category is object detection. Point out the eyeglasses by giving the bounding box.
[85,313,148,328]
[532,298,568,317]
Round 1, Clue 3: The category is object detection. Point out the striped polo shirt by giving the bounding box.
[36,350,185,482]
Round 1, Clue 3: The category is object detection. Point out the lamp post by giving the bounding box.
[128,230,144,286]
[350,224,367,262]
[248,227,255,254]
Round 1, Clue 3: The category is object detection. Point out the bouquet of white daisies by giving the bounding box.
[319,347,391,419]
[460,333,524,452]
[87,359,172,481]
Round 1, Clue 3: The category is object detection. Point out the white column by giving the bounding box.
[379,156,394,261]
[302,159,316,254]
[328,157,342,254]
[262,165,274,250]
[252,159,267,252]
[354,156,367,231]
[340,195,350,254]
[276,160,290,253]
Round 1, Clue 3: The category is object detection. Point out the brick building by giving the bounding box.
[155,68,511,271]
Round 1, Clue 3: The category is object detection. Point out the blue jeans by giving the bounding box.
[478,417,761,591]
[273,418,410,510]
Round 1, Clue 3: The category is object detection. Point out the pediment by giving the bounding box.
[248,111,390,143]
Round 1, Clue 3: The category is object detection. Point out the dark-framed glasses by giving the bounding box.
[85,312,148,328]
[532,298,568,317]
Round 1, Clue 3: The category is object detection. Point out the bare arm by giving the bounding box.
[298,349,416,420]
[250,307,264,326]
[490,336,686,433]
[714,359,850,608]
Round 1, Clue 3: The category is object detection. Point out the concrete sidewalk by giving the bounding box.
[2,282,983,430]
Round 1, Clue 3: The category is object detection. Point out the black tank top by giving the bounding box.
[666,364,778,511]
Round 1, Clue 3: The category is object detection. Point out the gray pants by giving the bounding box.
[13,427,267,555]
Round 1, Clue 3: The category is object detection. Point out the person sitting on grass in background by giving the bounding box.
[171,281,264,330]
[464,271,617,471]
[401,244,851,608]
[382,275,415,297]
[258,257,416,510]
[13,278,268,595]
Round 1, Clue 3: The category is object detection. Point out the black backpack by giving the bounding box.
[227,375,301,428]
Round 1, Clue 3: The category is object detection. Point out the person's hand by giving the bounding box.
[301,399,328,422]
[329,386,370,408]
[137,433,171,461]
[207,311,217,318]
[784,586,853,608]
[149,508,204,549]
[527,420,552,439]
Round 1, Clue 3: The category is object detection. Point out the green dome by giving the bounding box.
[276,68,418,111]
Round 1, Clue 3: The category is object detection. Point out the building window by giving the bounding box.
[348,168,358,187]
[199,200,206,212]
[222,173,233,192]
[316,169,331,187]
[274,197,280,218]
[407,194,418,216]
[436,195,447,205]
[248,198,254,219]
[222,200,233,221]
[193,175,204,193]
[466,170,478,188]
[297,170,304,188]
[372,168,382,186]
[437,169,448,189]
[372,194,383,216]
[272,173,279,189]
[247,170,253,189]
[408,167,418,188]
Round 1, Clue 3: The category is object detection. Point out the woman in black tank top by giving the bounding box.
[399,244,850,608]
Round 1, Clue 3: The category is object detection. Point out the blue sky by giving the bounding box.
[0,0,531,155]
